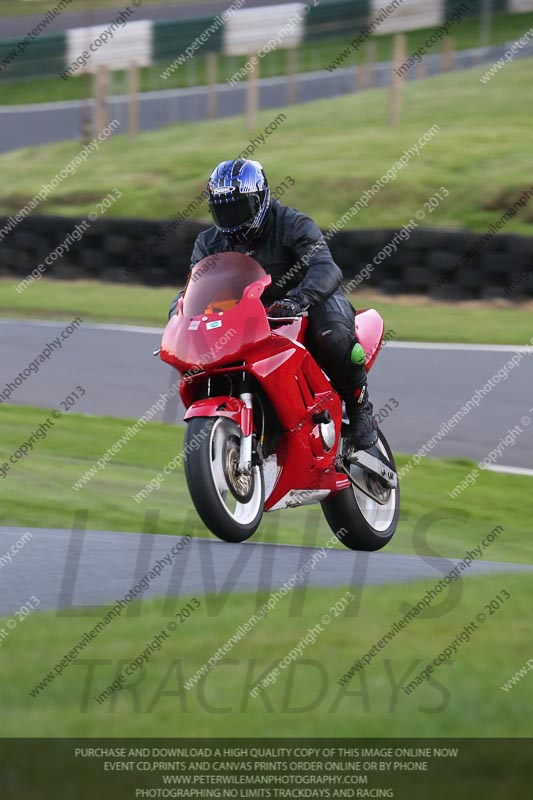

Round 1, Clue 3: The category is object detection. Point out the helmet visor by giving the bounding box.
[209,193,262,231]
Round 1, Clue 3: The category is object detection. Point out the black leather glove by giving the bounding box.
[267,296,308,318]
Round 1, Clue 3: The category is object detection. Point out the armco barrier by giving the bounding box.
[0,215,531,300]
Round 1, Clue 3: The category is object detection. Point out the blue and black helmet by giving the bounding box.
[207,159,271,245]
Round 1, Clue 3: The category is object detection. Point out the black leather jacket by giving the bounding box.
[170,199,343,312]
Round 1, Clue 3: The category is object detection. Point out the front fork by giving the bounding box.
[238,391,254,473]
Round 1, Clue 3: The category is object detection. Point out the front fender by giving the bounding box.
[184,396,253,436]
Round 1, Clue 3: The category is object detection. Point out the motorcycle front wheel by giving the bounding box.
[321,430,400,552]
[184,416,265,543]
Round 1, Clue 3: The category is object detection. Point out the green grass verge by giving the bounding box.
[2,573,532,737]
[1,278,531,345]
[1,59,532,232]
[0,405,530,564]
[0,0,199,17]
[2,10,533,103]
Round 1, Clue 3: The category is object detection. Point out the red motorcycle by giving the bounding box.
[160,253,399,551]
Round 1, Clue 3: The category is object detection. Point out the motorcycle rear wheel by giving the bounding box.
[184,416,265,543]
[321,430,400,551]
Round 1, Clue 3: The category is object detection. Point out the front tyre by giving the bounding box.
[321,430,400,551]
[184,417,265,543]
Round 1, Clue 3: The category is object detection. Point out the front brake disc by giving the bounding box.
[222,437,254,503]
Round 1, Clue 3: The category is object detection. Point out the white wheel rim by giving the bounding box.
[208,418,263,526]
[349,436,398,533]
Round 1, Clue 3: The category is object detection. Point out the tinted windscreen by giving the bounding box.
[209,194,260,229]
[182,253,268,317]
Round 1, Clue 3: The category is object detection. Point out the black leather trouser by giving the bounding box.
[305,290,366,398]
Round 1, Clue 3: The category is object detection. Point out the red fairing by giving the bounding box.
[355,308,385,372]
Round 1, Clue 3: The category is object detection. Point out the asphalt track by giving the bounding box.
[0,527,531,615]
[0,319,532,468]
[2,42,532,153]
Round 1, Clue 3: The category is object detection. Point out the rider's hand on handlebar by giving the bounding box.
[268,297,308,318]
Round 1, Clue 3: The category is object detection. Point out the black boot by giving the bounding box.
[344,379,378,452]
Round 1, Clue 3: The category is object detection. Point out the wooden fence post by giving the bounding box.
[286,47,298,105]
[442,36,454,72]
[93,64,110,137]
[389,33,406,127]
[206,52,218,119]
[366,39,377,89]
[246,54,259,131]
[128,61,139,139]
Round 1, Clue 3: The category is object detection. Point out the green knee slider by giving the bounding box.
[350,342,367,366]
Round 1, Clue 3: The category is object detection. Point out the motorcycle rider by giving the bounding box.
[169,159,378,451]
